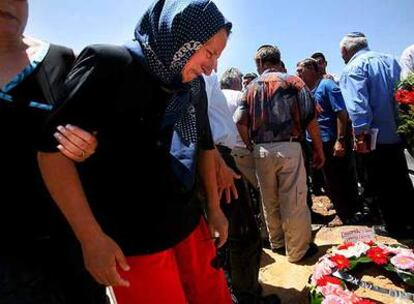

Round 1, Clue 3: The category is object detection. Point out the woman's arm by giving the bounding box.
[198,149,228,248]
[37,151,130,287]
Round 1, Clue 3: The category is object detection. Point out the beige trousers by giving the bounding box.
[231,146,259,188]
[253,142,312,262]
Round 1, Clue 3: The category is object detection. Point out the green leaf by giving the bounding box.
[356,256,372,263]
[349,259,358,270]
[384,264,396,273]
[310,290,323,304]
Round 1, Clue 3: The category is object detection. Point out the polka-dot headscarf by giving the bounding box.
[126,0,232,189]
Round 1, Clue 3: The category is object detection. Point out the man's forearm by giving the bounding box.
[336,110,348,139]
[37,152,102,243]
[307,118,323,153]
[236,124,252,150]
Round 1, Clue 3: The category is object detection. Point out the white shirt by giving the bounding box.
[400,44,414,79]
[222,89,246,148]
[203,73,238,149]
[222,89,243,119]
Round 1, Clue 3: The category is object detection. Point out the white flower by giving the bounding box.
[332,242,370,258]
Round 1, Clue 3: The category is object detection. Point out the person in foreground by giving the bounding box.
[0,0,104,302]
[38,0,233,303]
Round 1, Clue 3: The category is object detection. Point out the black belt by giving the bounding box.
[216,144,232,154]
[255,138,301,144]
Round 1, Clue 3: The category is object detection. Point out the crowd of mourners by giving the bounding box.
[1,0,413,303]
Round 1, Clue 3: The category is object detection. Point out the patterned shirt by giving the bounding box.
[236,69,315,143]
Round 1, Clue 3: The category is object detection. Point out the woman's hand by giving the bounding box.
[54,124,97,162]
[206,207,228,248]
[81,232,130,287]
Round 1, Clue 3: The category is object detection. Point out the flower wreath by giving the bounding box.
[395,72,414,154]
[309,241,414,304]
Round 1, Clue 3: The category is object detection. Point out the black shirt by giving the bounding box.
[40,45,214,255]
[0,44,75,244]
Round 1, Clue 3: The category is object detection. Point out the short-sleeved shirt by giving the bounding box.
[39,45,214,256]
[307,79,347,142]
[236,69,315,143]
[0,43,75,243]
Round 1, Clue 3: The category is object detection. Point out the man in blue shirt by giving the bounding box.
[297,58,359,227]
[339,32,414,237]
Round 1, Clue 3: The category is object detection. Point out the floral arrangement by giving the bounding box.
[395,72,414,154]
[309,241,414,304]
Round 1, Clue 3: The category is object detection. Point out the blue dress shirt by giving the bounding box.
[340,47,402,144]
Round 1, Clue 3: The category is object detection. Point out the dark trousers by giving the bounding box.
[322,140,359,220]
[301,142,315,209]
[0,236,107,304]
[216,145,262,302]
[363,144,414,234]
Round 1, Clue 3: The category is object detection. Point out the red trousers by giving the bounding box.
[113,219,232,304]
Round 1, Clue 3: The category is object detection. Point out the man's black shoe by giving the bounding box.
[311,211,335,224]
[271,247,286,255]
[259,294,281,304]
[262,238,271,249]
[302,242,318,259]
[373,225,389,237]
[343,212,366,225]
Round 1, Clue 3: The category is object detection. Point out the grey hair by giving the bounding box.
[340,35,368,55]
[220,67,243,90]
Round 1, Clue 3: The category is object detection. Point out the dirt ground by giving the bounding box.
[259,196,414,304]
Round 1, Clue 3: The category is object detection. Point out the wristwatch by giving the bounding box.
[337,135,346,143]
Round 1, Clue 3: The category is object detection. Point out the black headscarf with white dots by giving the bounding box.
[126,0,232,190]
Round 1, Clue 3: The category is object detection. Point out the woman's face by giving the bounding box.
[181,28,228,83]
[0,0,28,39]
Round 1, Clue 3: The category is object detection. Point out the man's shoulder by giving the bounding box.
[284,73,306,90]
[72,44,151,85]
[48,43,75,59]
[401,45,414,58]
[222,89,242,99]
[343,54,369,76]
[258,72,305,89]
[319,78,338,90]
[355,50,396,66]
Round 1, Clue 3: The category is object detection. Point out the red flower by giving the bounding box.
[355,299,376,304]
[338,242,355,250]
[316,275,342,287]
[330,254,351,270]
[364,240,376,247]
[367,247,389,265]
[395,89,414,105]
